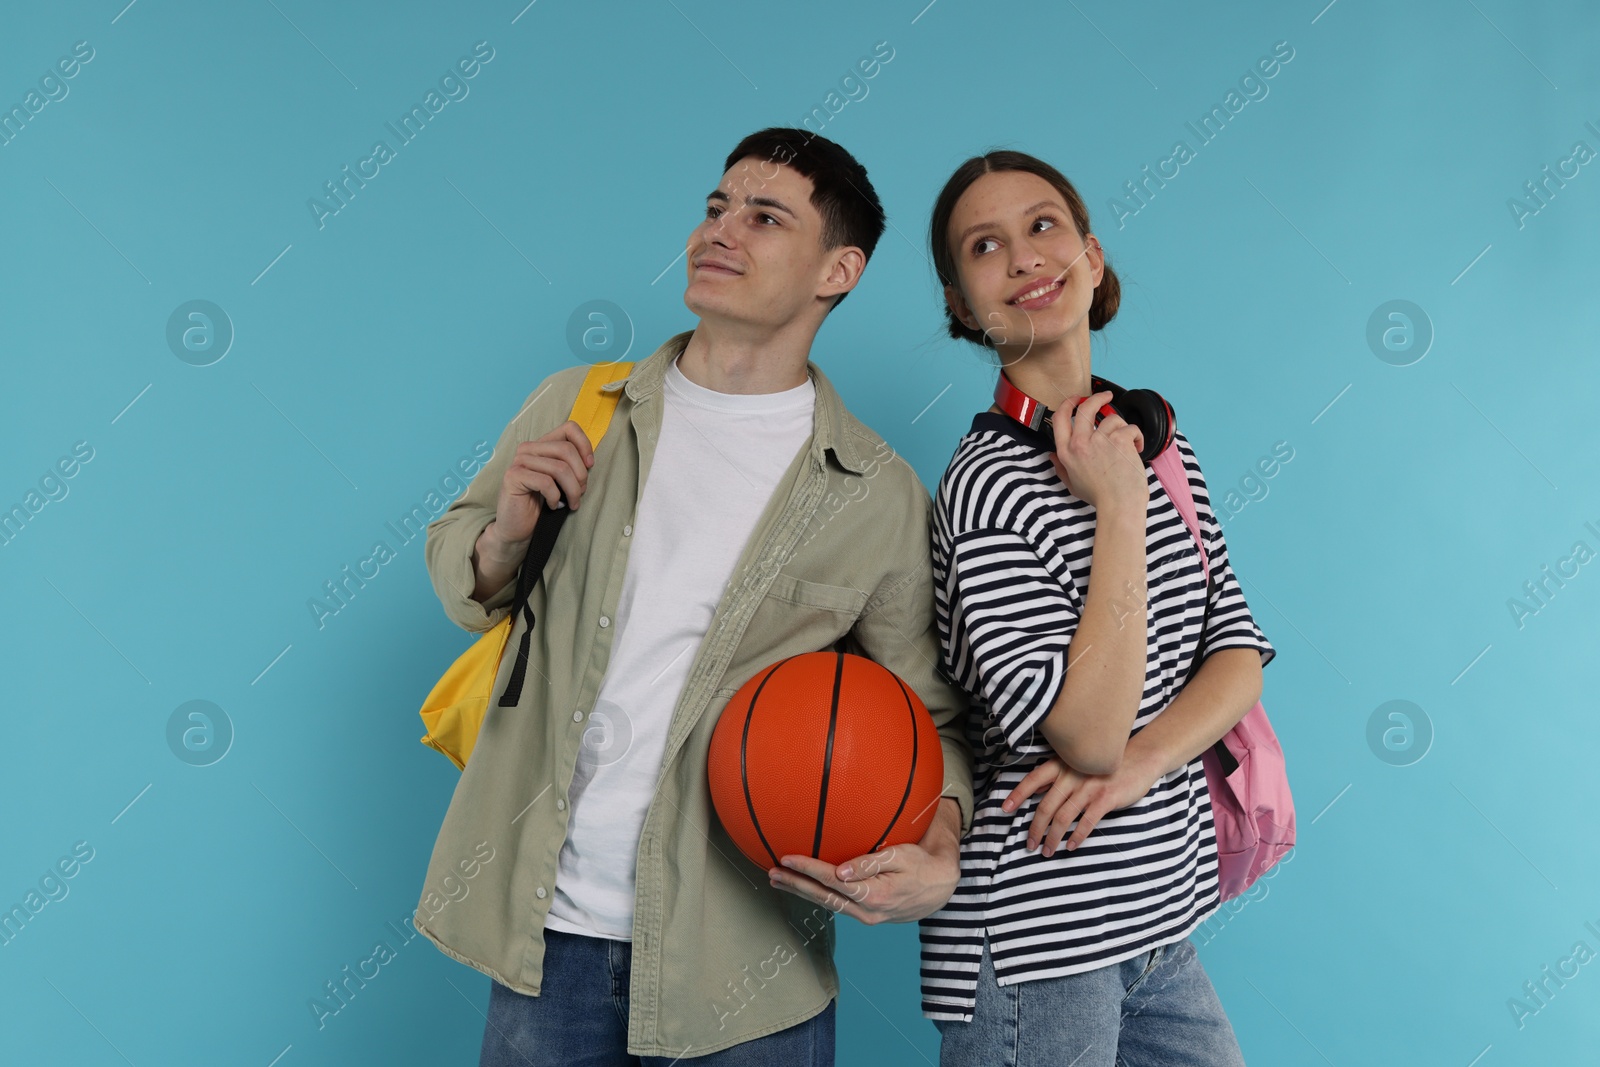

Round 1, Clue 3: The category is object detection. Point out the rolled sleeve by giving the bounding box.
[425,508,516,633]
[946,528,1081,754]
[424,373,575,633]
[849,551,977,838]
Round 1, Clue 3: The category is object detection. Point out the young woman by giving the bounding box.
[918,150,1277,1066]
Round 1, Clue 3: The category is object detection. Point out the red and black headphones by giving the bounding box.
[993,370,1175,465]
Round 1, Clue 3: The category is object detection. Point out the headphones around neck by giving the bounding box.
[993,370,1175,464]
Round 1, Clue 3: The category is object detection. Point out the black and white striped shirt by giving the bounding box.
[919,411,1276,1022]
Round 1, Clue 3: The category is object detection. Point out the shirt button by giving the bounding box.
[535,886,547,899]
[599,616,610,628]
[573,709,584,722]
[623,524,633,537]
[557,798,566,810]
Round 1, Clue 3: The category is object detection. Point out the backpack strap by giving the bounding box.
[499,361,634,707]
[1150,441,1207,576]
[1148,440,1237,775]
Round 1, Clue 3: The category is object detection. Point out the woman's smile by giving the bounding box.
[1008,277,1064,310]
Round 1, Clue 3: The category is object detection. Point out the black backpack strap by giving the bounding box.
[497,493,573,707]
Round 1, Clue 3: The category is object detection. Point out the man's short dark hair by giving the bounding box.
[721,127,886,312]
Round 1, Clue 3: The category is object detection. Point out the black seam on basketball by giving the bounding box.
[741,660,789,871]
[871,673,920,855]
[812,652,844,859]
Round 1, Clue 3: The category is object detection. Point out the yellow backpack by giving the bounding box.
[418,361,635,770]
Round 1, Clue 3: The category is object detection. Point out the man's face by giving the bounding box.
[683,155,856,328]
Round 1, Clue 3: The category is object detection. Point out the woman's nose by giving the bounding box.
[1010,241,1044,275]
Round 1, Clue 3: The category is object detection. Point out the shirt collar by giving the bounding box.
[603,328,871,475]
[969,409,1053,451]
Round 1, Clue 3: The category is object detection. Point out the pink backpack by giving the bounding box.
[1149,443,1295,902]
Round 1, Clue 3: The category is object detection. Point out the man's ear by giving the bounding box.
[944,284,979,331]
[819,246,866,304]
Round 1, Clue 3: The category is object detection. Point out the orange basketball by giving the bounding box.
[707,650,945,870]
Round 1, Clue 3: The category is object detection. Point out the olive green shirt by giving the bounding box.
[415,329,976,1058]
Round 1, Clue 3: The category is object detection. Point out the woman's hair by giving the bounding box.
[928,150,1121,346]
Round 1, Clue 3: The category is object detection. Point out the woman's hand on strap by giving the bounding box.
[1049,389,1148,510]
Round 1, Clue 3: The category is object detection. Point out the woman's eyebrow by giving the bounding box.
[956,200,1059,244]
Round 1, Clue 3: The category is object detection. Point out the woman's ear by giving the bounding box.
[944,284,979,331]
[1084,233,1105,289]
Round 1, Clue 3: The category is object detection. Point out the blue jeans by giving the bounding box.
[479,928,835,1066]
[933,934,1245,1067]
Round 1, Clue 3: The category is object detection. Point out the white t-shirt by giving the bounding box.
[544,352,816,940]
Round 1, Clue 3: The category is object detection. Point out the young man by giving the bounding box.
[416,127,976,1065]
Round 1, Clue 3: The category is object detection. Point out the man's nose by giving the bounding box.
[706,215,736,248]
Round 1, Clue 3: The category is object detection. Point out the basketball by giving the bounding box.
[707,650,946,870]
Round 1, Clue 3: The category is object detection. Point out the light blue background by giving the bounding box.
[3,1,1597,1064]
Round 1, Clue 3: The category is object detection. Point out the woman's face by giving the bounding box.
[943,170,1103,360]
